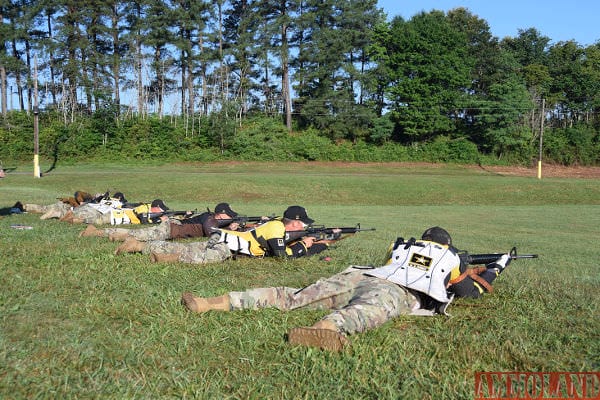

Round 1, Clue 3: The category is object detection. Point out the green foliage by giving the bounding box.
[522,63,552,97]
[119,118,173,159]
[385,11,473,140]
[4,2,600,163]
[420,136,481,164]
[1,111,598,166]
[369,114,395,144]
[483,125,534,163]
[500,28,550,67]
[54,122,105,159]
[0,112,34,159]
[543,125,600,165]
[226,117,291,160]
[285,129,337,161]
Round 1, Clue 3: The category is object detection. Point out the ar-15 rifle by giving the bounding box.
[218,214,277,228]
[459,247,538,265]
[286,223,376,243]
[145,210,197,221]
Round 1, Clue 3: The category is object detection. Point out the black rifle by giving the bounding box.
[286,223,376,242]
[459,247,538,265]
[218,214,277,228]
[145,210,196,222]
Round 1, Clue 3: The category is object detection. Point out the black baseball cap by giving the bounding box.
[283,205,314,225]
[214,203,238,217]
[151,199,169,211]
[421,226,452,246]
[113,192,127,203]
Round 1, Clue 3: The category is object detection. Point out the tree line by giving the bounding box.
[1,1,599,165]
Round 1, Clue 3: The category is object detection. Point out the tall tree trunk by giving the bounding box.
[155,47,163,118]
[180,49,186,116]
[46,12,57,105]
[81,46,93,112]
[25,39,33,112]
[111,3,121,115]
[91,38,101,112]
[216,0,226,103]
[0,7,5,116]
[281,20,292,131]
[11,38,24,111]
[199,36,207,115]
[135,36,143,117]
[185,36,194,120]
[68,46,78,121]
[0,63,6,117]
[187,64,194,117]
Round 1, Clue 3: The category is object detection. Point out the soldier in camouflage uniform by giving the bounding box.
[25,192,92,218]
[81,217,172,241]
[62,194,152,225]
[80,202,243,242]
[114,205,339,264]
[68,203,113,224]
[181,227,513,352]
[36,201,71,219]
[26,192,123,222]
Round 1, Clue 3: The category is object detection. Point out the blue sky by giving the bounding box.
[377,0,600,47]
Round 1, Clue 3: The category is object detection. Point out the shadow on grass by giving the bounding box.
[476,163,505,176]
[43,138,63,175]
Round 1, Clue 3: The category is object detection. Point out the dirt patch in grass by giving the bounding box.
[179,160,600,179]
[317,161,600,178]
[311,161,600,179]
[323,161,600,179]
[470,163,600,179]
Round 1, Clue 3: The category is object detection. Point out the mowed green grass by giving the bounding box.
[1,162,599,399]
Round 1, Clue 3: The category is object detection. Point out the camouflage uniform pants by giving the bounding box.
[228,266,420,335]
[24,203,50,214]
[101,221,171,241]
[73,204,111,225]
[144,240,231,264]
[43,202,71,216]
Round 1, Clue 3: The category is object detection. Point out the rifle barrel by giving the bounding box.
[307,226,376,234]
[462,253,538,265]
[220,216,271,224]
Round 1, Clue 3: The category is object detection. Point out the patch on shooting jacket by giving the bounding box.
[409,253,432,271]
[277,238,284,246]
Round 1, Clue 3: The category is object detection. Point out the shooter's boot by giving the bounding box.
[80,225,105,238]
[115,237,145,255]
[287,319,349,352]
[180,292,230,313]
[150,252,181,263]
[109,232,130,242]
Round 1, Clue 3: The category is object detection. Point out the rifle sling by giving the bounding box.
[447,266,493,293]
[250,230,269,255]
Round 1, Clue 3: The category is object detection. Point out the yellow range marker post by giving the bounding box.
[33,154,40,178]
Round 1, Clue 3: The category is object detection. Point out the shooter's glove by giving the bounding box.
[486,253,511,273]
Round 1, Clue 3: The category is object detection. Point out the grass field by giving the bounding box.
[1,162,599,399]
